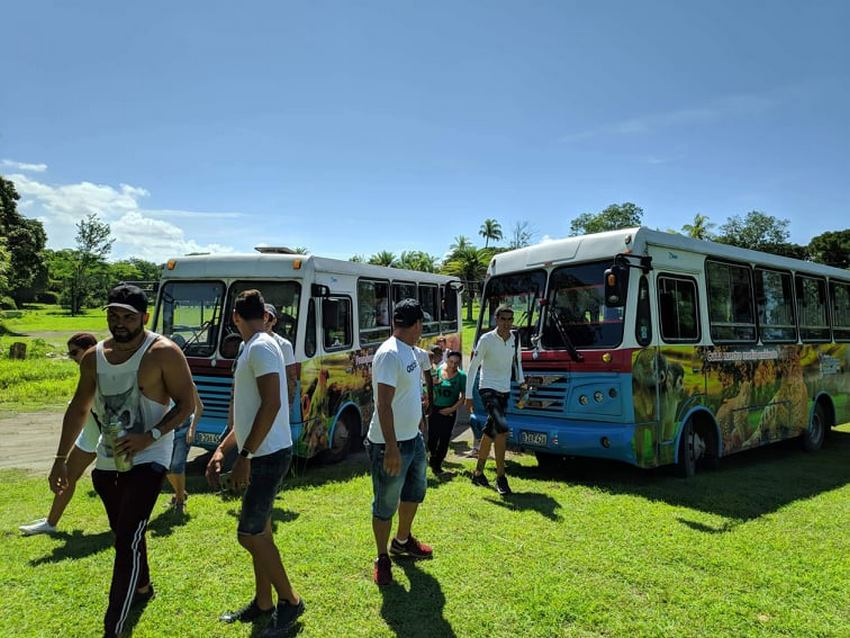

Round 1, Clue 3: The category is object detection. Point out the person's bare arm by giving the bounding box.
[231,372,281,490]
[286,364,297,408]
[186,384,203,444]
[206,428,236,488]
[49,351,97,494]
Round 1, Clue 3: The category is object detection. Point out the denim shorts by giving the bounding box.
[365,433,427,521]
[169,422,191,474]
[237,447,293,535]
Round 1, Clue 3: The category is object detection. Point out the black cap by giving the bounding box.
[106,284,148,314]
[393,298,424,327]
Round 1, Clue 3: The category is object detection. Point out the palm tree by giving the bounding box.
[479,218,503,249]
[443,246,489,320]
[681,214,715,240]
[292,247,310,254]
[449,235,471,255]
[368,250,397,267]
[398,250,440,273]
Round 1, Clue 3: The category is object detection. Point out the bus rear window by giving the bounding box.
[543,262,625,349]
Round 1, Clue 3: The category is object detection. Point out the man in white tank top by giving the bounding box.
[48,284,195,638]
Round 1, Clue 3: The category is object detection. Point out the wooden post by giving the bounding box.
[9,342,27,359]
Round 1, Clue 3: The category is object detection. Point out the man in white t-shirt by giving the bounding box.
[206,290,304,637]
[367,298,434,587]
[465,304,526,496]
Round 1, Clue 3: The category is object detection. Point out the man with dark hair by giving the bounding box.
[21,333,99,536]
[49,285,196,638]
[366,298,433,586]
[206,289,304,637]
[465,304,526,496]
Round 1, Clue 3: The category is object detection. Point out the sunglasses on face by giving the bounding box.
[68,349,81,357]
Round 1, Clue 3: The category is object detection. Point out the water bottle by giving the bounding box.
[104,417,133,472]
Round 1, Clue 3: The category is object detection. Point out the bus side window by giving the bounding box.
[635,275,652,346]
[831,281,850,342]
[305,299,317,358]
[323,296,353,351]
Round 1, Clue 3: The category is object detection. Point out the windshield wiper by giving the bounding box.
[548,308,584,362]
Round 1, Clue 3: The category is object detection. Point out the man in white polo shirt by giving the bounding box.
[465,304,526,496]
[367,298,434,587]
[206,289,303,637]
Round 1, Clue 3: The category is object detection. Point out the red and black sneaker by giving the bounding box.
[373,553,393,586]
[390,535,433,559]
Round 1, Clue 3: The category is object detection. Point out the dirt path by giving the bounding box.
[0,410,66,472]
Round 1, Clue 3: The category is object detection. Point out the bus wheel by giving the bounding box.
[535,451,562,471]
[676,420,705,478]
[801,403,826,452]
[323,416,353,464]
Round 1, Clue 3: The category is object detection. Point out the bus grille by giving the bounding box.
[194,374,233,422]
[508,372,569,414]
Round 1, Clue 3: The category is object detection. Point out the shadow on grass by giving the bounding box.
[29,507,193,565]
[509,429,850,529]
[379,559,455,638]
[184,449,371,495]
[482,490,562,522]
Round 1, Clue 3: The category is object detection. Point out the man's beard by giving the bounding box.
[111,324,144,343]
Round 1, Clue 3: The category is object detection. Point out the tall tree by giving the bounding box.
[808,230,850,269]
[349,254,365,263]
[442,246,489,320]
[681,213,716,240]
[569,202,644,236]
[110,258,162,284]
[716,210,806,257]
[368,250,397,267]
[397,250,440,273]
[508,221,535,249]
[66,213,114,315]
[478,218,503,249]
[448,235,472,256]
[0,237,11,305]
[0,176,48,306]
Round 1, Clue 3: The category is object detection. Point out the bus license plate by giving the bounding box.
[195,432,221,445]
[521,431,547,446]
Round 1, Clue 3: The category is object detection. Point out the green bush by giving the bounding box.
[0,296,16,310]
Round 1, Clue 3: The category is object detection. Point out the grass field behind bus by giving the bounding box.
[0,305,109,412]
[2,428,850,637]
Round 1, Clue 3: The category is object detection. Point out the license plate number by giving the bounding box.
[521,431,548,446]
[195,432,221,445]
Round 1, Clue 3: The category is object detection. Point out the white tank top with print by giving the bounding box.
[92,331,174,470]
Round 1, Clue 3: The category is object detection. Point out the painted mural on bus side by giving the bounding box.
[631,344,850,467]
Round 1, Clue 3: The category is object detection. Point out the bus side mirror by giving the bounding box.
[603,264,628,308]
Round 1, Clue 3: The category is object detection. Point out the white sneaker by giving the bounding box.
[19,518,57,536]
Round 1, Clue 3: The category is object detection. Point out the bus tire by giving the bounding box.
[535,451,562,471]
[675,420,698,478]
[801,403,826,452]
[323,415,353,464]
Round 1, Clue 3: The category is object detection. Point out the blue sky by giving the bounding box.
[2,1,848,262]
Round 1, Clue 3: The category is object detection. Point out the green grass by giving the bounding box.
[1,304,107,337]
[2,428,850,637]
[0,305,108,411]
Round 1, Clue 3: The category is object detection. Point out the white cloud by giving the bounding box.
[2,159,48,172]
[112,211,236,262]
[7,172,238,262]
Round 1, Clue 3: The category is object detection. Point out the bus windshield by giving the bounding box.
[220,280,301,358]
[480,270,546,347]
[155,281,225,357]
[543,261,625,349]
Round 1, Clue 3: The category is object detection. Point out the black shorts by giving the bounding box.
[237,447,292,535]
[479,388,510,437]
